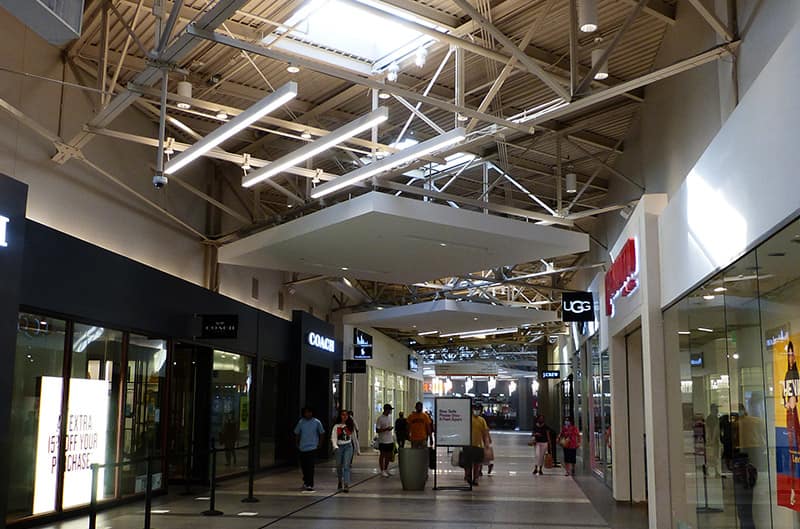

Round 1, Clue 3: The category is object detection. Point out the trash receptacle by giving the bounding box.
[398,447,427,491]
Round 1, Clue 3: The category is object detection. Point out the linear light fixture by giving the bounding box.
[242,107,388,188]
[439,327,518,339]
[165,82,298,175]
[311,127,466,198]
[418,330,439,336]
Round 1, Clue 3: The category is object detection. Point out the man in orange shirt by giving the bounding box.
[406,402,433,448]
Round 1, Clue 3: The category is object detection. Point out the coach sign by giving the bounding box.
[605,237,639,317]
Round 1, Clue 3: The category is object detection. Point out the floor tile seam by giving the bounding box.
[210,490,592,503]
[274,514,610,527]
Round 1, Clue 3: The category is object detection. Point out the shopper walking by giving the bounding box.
[530,414,552,475]
[465,403,490,486]
[395,412,409,448]
[376,403,395,477]
[331,409,355,492]
[558,416,580,476]
[407,402,433,448]
[293,407,325,491]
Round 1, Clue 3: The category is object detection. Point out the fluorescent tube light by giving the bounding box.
[418,330,439,336]
[311,127,466,198]
[439,327,517,338]
[243,107,388,188]
[165,82,298,175]
[698,327,714,333]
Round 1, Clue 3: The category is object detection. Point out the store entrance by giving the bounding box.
[167,344,212,484]
[305,364,332,439]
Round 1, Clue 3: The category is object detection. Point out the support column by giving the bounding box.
[518,378,533,431]
[0,174,29,524]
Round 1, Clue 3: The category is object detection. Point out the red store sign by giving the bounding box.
[605,237,639,316]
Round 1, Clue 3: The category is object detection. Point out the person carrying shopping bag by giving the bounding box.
[557,416,581,476]
[529,414,552,475]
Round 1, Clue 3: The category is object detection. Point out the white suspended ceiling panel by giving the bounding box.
[343,299,559,335]
[219,192,589,284]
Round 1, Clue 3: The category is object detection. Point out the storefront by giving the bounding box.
[664,216,800,529]
[0,172,317,527]
[341,325,422,448]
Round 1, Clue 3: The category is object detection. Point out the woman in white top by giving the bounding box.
[331,409,355,492]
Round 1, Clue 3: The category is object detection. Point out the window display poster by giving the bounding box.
[434,397,471,447]
[770,325,800,511]
[33,377,110,514]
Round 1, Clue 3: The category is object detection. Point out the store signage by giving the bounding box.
[541,370,561,379]
[33,377,110,514]
[605,237,639,317]
[562,292,595,322]
[408,355,419,372]
[0,214,8,247]
[308,331,335,353]
[345,359,367,373]
[435,397,472,446]
[201,314,238,339]
[353,328,373,359]
[435,362,498,377]
[689,355,703,368]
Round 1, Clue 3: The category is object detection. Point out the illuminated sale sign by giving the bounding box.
[33,377,109,514]
[605,238,639,317]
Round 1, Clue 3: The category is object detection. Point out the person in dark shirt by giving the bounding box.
[395,412,408,448]
[530,414,552,475]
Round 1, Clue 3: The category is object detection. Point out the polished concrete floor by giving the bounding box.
[38,432,647,529]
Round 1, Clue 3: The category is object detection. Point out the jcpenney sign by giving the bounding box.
[0,214,9,247]
[308,331,336,353]
[605,237,639,317]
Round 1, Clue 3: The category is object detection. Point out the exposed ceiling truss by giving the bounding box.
[0,0,741,352]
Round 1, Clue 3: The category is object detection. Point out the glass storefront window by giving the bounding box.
[64,325,123,507]
[120,335,166,496]
[666,216,800,529]
[7,314,67,522]
[211,350,252,478]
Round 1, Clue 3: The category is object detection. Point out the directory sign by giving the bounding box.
[434,397,472,447]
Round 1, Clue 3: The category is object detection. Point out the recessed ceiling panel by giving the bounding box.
[344,299,558,335]
[218,192,589,284]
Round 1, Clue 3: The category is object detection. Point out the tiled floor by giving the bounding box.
[37,432,647,529]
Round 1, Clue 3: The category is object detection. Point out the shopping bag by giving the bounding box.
[451,447,462,467]
[484,446,494,461]
[428,447,436,469]
[371,436,380,450]
[544,452,554,469]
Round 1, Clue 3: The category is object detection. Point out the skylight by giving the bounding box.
[267,0,441,72]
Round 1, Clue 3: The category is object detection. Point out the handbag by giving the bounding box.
[544,452,554,469]
[559,435,570,448]
[428,447,436,469]
[484,445,494,461]
[371,436,380,450]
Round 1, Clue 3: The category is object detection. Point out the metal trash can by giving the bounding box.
[398,447,427,491]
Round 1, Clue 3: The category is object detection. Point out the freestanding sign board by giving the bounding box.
[433,397,472,491]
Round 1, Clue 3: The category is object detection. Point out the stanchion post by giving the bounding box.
[143,455,153,529]
[89,463,99,529]
[202,439,223,516]
[242,443,259,503]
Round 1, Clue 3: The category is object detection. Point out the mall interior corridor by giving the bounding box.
[37,432,645,529]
